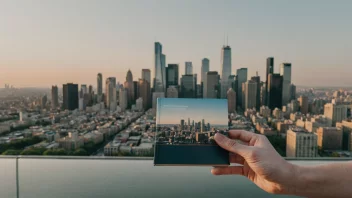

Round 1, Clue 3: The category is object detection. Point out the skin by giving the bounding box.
[212,130,352,198]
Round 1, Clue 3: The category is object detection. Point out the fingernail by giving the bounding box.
[214,133,224,140]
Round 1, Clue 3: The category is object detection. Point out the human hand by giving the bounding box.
[211,130,298,195]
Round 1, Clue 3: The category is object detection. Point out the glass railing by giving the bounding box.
[0,156,351,198]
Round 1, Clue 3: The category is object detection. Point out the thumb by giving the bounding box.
[214,133,252,158]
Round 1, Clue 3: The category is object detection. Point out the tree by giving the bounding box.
[43,149,67,155]
[20,147,46,155]
[73,148,88,156]
[2,149,22,155]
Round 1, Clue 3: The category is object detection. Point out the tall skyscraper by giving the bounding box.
[244,80,257,110]
[204,71,220,98]
[62,83,79,110]
[286,128,317,157]
[227,88,236,113]
[138,79,151,110]
[124,69,134,107]
[266,57,274,105]
[166,64,179,88]
[154,42,166,92]
[105,77,117,110]
[88,85,93,95]
[290,84,296,100]
[267,74,283,110]
[298,95,309,115]
[280,63,292,105]
[251,75,261,110]
[97,73,103,102]
[41,95,47,109]
[236,68,248,108]
[201,58,210,98]
[220,46,232,98]
[119,87,128,111]
[185,62,193,75]
[142,69,151,84]
[201,58,210,84]
[180,74,197,98]
[152,92,165,115]
[81,84,87,95]
[51,85,59,109]
[133,81,139,100]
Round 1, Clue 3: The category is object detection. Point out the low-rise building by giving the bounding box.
[286,127,317,157]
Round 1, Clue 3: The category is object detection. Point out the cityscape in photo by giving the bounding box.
[156,98,228,145]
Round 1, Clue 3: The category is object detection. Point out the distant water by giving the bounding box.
[0,159,302,198]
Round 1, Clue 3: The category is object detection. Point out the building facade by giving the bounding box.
[62,83,79,110]
[286,128,317,157]
[204,71,220,98]
[220,46,232,99]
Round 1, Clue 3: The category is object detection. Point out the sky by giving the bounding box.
[1,0,352,88]
[157,98,228,125]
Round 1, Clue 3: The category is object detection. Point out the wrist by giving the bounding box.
[276,162,302,195]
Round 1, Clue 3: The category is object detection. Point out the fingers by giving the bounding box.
[230,153,245,165]
[211,166,244,175]
[215,133,252,157]
[228,130,258,142]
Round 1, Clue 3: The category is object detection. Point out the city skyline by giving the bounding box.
[1,1,352,88]
[157,98,228,125]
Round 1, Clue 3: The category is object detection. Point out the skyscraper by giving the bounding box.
[41,95,47,109]
[298,96,309,115]
[88,85,93,95]
[124,69,134,107]
[180,74,196,98]
[119,87,128,111]
[62,83,79,110]
[244,80,257,110]
[266,57,274,105]
[267,74,283,110]
[251,75,261,110]
[142,69,151,84]
[166,64,179,88]
[133,81,139,100]
[227,88,236,113]
[201,58,210,98]
[290,84,296,100]
[236,68,248,108]
[105,77,117,110]
[280,63,292,105]
[97,73,103,102]
[185,62,193,75]
[201,58,210,84]
[138,79,151,110]
[154,42,166,92]
[204,71,220,98]
[220,46,232,98]
[81,84,87,95]
[51,85,59,109]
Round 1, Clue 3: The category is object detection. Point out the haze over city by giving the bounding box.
[1,0,352,88]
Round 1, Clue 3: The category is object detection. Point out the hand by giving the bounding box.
[212,130,297,195]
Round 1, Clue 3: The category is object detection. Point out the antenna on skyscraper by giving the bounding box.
[226,34,229,46]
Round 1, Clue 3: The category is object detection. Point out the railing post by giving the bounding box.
[16,157,19,198]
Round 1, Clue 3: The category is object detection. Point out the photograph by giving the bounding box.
[154,98,229,166]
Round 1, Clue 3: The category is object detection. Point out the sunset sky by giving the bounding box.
[1,0,352,88]
[157,98,228,125]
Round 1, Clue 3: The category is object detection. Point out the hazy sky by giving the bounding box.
[1,0,352,88]
[157,98,228,125]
